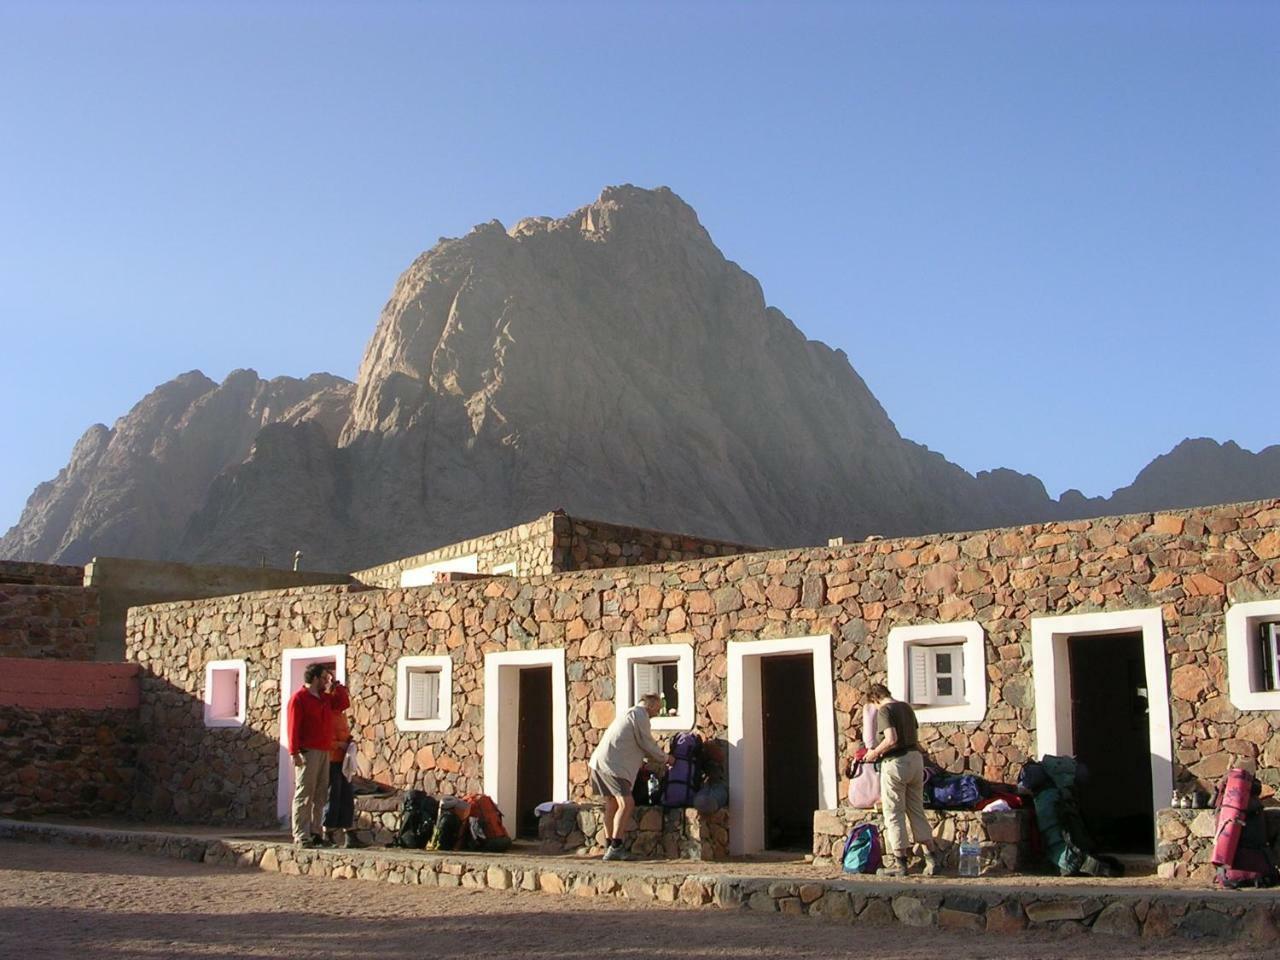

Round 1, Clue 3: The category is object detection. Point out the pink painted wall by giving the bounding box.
[0,658,139,710]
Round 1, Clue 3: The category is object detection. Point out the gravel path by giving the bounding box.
[0,841,1256,959]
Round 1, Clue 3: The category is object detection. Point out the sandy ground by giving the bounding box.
[0,841,1262,960]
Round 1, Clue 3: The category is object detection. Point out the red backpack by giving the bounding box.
[1211,768,1278,889]
[461,793,512,852]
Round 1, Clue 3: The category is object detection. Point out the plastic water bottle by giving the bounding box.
[647,772,661,805]
[958,838,981,877]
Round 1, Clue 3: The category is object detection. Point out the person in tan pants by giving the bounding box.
[863,683,941,876]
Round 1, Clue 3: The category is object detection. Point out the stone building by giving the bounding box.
[122,500,1280,858]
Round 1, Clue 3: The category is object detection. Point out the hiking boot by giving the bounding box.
[922,851,941,877]
[342,832,367,849]
[602,844,624,861]
[877,857,909,878]
[297,837,318,849]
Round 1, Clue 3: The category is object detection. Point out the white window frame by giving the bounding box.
[1225,600,1280,711]
[203,659,246,728]
[615,643,695,732]
[908,642,966,707]
[395,655,453,732]
[491,561,518,576]
[400,553,478,587]
[887,621,987,723]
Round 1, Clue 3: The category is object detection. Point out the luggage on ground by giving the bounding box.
[389,789,439,849]
[1212,767,1279,889]
[428,796,472,851]
[693,780,728,814]
[841,823,883,874]
[462,792,513,852]
[661,732,704,807]
[926,773,983,810]
[1022,755,1122,878]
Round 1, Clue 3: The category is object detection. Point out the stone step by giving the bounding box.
[1,819,1275,942]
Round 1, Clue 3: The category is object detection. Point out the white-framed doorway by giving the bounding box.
[278,644,347,822]
[1030,608,1172,845]
[727,634,837,856]
[483,648,568,837]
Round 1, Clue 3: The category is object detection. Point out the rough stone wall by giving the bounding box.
[126,499,1280,825]
[813,806,1030,872]
[556,516,763,570]
[350,515,560,587]
[349,512,762,588]
[0,583,99,660]
[1156,806,1280,881]
[0,560,85,587]
[0,659,140,818]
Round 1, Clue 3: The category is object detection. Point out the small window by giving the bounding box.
[886,621,987,723]
[406,668,442,721]
[615,643,695,732]
[908,643,965,707]
[203,659,246,728]
[1257,622,1280,692]
[1225,601,1280,710]
[491,561,518,576]
[631,660,680,716]
[395,655,453,731]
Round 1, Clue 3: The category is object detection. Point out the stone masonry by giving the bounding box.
[537,802,730,860]
[813,806,1031,872]
[350,512,760,587]
[0,560,85,587]
[0,659,140,819]
[0,582,99,660]
[3,820,1278,942]
[1155,805,1280,881]
[125,499,1280,829]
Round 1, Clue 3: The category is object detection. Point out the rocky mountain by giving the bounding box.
[3,186,1276,571]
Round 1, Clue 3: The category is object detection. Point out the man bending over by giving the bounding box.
[588,692,672,861]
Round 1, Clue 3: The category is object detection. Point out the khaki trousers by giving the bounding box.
[879,750,933,858]
[292,749,331,842]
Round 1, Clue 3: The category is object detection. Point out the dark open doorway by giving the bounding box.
[760,653,819,851]
[516,666,553,839]
[1068,633,1154,853]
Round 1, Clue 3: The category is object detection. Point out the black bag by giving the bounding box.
[429,808,464,851]
[390,790,438,849]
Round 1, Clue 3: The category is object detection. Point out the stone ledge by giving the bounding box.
[3,819,1274,942]
[813,806,1032,872]
[538,802,729,860]
[1156,806,1280,881]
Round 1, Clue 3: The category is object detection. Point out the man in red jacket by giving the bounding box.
[288,663,350,847]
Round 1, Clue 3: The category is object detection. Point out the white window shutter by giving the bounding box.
[633,662,661,699]
[426,671,440,719]
[409,670,439,720]
[909,646,932,705]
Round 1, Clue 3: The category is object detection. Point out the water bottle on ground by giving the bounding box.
[958,837,981,877]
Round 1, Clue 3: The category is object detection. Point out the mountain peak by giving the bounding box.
[5,188,1277,570]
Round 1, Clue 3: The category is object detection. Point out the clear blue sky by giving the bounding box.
[2,1,1277,532]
